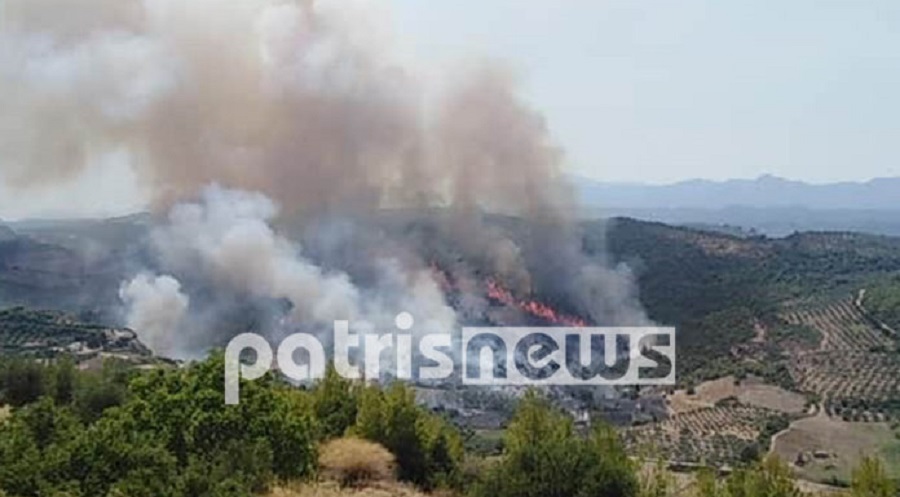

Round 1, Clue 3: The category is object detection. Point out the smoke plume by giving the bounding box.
[1,0,649,355]
[0,0,567,216]
[119,273,189,355]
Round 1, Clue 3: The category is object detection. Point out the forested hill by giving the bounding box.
[597,218,900,384]
[863,281,900,331]
[603,217,900,308]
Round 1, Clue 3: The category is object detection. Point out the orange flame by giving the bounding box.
[486,279,587,327]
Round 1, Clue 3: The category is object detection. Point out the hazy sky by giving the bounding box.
[391,0,900,184]
[1,0,899,220]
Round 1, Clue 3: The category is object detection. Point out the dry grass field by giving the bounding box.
[668,376,807,415]
[0,405,9,423]
[771,412,900,485]
[266,483,429,497]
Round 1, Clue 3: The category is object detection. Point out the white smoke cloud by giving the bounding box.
[119,273,189,355]
[127,185,457,356]
[151,185,363,325]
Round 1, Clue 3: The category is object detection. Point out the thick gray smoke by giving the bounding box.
[1,0,649,355]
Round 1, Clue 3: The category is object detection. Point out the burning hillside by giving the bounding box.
[486,279,588,327]
[430,259,588,327]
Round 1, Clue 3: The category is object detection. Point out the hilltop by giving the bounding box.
[577,175,900,211]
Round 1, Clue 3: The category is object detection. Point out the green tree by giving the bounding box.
[0,415,43,496]
[72,365,128,423]
[312,365,359,440]
[474,391,638,497]
[692,468,723,497]
[0,359,46,407]
[723,457,799,497]
[581,424,639,497]
[67,415,179,497]
[354,385,386,441]
[352,382,462,489]
[0,352,320,497]
[640,458,675,497]
[50,356,76,406]
[123,352,317,483]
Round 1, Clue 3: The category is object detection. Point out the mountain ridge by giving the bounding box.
[574,174,900,211]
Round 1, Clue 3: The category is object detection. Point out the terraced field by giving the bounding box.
[623,404,789,467]
[782,298,900,421]
[781,299,893,351]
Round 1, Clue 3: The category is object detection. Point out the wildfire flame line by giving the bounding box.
[486,279,587,327]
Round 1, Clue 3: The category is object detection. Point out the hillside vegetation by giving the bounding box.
[0,356,461,497]
[599,219,900,385]
[863,280,900,331]
[0,353,896,497]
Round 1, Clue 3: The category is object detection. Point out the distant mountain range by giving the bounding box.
[575,175,900,236]
[576,175,900,211]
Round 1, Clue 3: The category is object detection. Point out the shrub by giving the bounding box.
[319,437,396,488]
[313,367,359,440]
[0,359,46,407]
[353,383,463,490]
[0,352,318,497]
[850,456,896,497]
[722,457,800,497]
[473,391,639,497]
